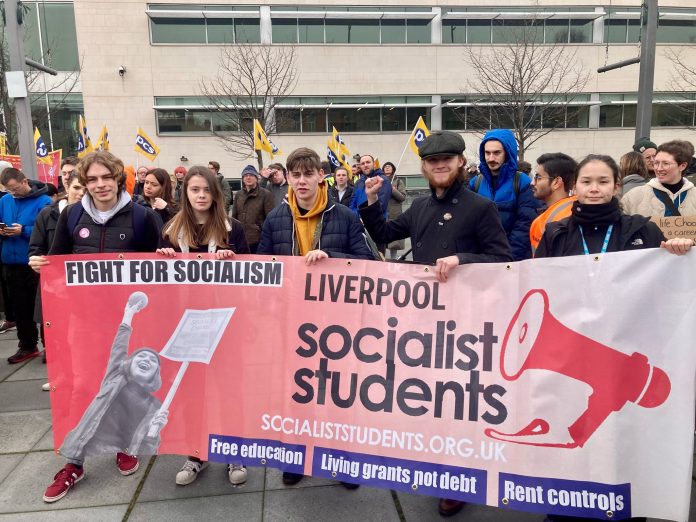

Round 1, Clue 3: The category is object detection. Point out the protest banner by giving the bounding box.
[42,251,695,520]
[651,215,696,241]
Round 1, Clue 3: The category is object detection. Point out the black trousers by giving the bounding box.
[4,265,39,349]
[0,261,15,321]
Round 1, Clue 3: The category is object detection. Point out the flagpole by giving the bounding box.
[395,127,416,172]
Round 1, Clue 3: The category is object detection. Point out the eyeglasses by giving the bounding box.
[533,174,553,182]
[653,161,677,168]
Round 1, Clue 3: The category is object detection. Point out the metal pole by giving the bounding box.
[635,0,658,141]
[4,0,37,179]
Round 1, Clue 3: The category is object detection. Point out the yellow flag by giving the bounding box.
[0,133,6,156]
[134,127,160,161]
[253,119,281,159]
[95,125,109,151]
[34,128,53,165]
[330,127,352,172]
[77,115,94,159]
[409,116,430,157]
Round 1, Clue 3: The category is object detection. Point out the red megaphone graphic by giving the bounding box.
[485,289,671,448]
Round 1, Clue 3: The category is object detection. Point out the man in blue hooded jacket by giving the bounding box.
[469,129,541,260]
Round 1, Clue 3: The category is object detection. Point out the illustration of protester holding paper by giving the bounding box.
[44,291,167,503]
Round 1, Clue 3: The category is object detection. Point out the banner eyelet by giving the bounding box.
[501,497,509,505]
[45,321,51,327]
[411,484,418,491]
[593,255,600,262]
[346,260,352,266]
[424,267,430,273]
[196,254,203,260]
[261,458,266,465]
[331,471,337,478]
[271,256,277,261]
[118,254,124,260]
[505,264,512,270]
[606,510,614,518]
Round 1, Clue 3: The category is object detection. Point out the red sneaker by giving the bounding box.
[43,464,84,503]
[116,452,139,475]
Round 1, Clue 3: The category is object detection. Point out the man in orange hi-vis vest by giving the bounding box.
[530,153,578,256]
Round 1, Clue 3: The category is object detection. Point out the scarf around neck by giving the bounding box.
[288,184,328,255]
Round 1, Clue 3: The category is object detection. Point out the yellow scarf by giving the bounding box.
[288,184,328,255]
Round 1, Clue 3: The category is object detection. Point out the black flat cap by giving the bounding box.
[418,131,466,159]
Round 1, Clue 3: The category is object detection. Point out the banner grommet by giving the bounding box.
[331,471,337,477]
[118,254,124,260]
[272,256,277,261]
[501,497,509,505]
[197,254,203,260]
[606,510,614,518]
[45,321,51,327]
[424,267,430,272]
[505,264,512,270]
[261,458,266,465]
[594,255,600,262]
[346,260,352,266]
[411,484,418,491]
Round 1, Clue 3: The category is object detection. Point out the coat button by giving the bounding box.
[441,241,448,248]
[452,198,458,204]
[416,242,422,248]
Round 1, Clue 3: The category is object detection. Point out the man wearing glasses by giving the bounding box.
[529,153,578,256]
[260,163,289,208]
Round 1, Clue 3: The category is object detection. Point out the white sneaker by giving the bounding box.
[227,464,247,485]
[176,459,207,485]
[42,382,50,391]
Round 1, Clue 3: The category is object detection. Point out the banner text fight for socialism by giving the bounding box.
[64,260,282,286]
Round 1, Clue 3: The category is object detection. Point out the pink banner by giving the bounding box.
[41,252,696,520]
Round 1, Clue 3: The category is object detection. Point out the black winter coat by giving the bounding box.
[49,201,163,255]
[29,201,62,257]
[360,179,512,264]
[329,185,354,207]
[535,214,665,258]
[161,219,251,254]
[257,200,375,259]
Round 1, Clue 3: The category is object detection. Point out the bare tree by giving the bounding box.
[199,44,297,168]
[664,47,696,128]
[461,23,589,160]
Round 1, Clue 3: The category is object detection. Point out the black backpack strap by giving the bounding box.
[652,188,681,217]
[67,201,85,235]
[473,174,482,193]
[513,171,522,198]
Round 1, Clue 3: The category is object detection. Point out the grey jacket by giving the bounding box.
[620,174,647,197]
[60,324,162,459]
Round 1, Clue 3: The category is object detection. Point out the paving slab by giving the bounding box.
[0,455,24,487]
[129,492,263,521]
[396,491,545,521]
[0,380,50,413]
[264,484,400,522]
[0,504,128,521]
[0,409,52,453]
[0,452,144,513]
[32,426,56,452]
[138,454,265,502]
[6,356,48,382]
[265,466,337,490]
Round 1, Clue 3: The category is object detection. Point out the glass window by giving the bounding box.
[151,18,206,44]
[381,19,406,44]
[406,107,430,130]
[40,3,80,71]
[604,19,627,43]
[599,105,623,127]
[211,111,239,132]
[157,110,211,133]
[382,107,406,131]
[442,107,465,130]
[20,3,43,66]
[545,19,569,44]
[442,20,466,44]
[275,109,301,133]
[467,19,491,44]
[467,106,491,130]
[273,18,298,43]
[569,19,592,43]
[493,20,542,44]
[234,19,261,43]
[299,20,324,43]
[657,20,696,44]
[623,19,640,43]
[567,106,590,128]
[325,20,379,44]
[407,20,431,44]
[623,105,637,127]
[207,19,235,44]
[328,107,380,131]
[301,109,327,132]
[652,104,694,126]
[541,107,566,128]
[45,93,84,154]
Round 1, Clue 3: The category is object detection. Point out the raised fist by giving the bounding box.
[127,291,149,313]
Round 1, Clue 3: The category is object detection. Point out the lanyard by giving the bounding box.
[578,224,613,255]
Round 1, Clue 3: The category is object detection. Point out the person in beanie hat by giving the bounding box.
[632,137,657,177]
[232,164,274,253]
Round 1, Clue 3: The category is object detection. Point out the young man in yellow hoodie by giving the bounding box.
[257,147,375,264]
[257,147,375,486]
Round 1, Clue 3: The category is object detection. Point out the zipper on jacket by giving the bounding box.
[99,225,105,253]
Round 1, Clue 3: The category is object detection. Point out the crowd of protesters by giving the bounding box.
[0,128,694,519]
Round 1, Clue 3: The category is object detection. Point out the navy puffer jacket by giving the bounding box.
[258,200,375,259]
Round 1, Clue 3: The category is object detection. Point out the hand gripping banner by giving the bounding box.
[42,251,696,521]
